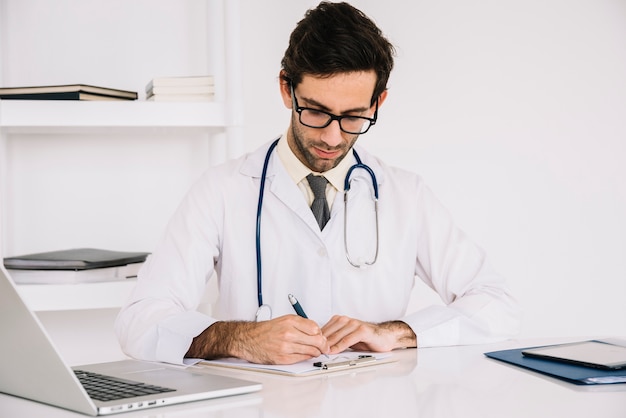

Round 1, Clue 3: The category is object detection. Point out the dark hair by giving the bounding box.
[281,1,395,105]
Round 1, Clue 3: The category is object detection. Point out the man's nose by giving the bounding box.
[320,119,344,147]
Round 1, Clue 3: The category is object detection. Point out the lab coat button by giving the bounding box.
[318,247,328,257]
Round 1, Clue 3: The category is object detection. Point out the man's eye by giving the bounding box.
[307,109,326,117]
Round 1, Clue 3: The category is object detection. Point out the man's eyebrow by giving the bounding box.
[301,95,370,114]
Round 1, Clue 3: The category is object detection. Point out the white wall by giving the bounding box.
[3,0,625,340]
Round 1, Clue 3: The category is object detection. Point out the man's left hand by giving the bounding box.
[321,315,417,354]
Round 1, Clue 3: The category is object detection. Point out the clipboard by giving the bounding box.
[198,352,396,377]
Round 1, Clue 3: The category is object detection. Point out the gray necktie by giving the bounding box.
[307,174,330,230]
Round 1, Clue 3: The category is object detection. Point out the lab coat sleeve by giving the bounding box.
[115,171,222,365]
[400,181,522,347]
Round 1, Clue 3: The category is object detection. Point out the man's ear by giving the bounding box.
[376,90,389,109]
[278,70,292,109]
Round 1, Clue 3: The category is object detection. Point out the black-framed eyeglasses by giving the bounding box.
[290,84,378,135]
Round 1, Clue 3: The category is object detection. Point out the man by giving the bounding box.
[115,2,520,365]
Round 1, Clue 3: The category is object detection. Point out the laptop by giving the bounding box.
[0,265,262,415]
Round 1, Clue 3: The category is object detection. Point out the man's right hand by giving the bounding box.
[185,315,331,365]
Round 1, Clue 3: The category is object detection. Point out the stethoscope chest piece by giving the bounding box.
[255,304,272,322]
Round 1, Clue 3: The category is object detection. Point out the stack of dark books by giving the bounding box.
[0,84,138,101]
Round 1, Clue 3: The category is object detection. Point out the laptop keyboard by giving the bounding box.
[74,370,176,402]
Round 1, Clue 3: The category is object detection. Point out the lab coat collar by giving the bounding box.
[240,138,322,234]
[239,136,386,236]
[239,137,281,178]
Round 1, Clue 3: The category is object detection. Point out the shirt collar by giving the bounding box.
[276,132,356,191]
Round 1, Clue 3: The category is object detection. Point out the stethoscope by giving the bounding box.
[254,138,379,321]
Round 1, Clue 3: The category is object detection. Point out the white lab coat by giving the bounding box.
[115,139,521,364]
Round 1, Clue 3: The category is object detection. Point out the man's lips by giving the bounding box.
[313,147,342,159]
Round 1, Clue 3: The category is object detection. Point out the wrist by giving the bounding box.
[378,320,417,349]
[186,321,252,360]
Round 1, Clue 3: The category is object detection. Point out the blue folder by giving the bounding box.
[484,345,626,385]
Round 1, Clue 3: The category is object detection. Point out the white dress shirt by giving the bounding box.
[275,131,353,208]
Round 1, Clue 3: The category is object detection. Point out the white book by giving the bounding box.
[146,93,215,102]
[146,84,215,96]
[145,75,214,93]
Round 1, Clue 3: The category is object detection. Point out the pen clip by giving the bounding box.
[313,355,376,370]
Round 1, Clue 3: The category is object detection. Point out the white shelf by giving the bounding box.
[0,0,243,311]
[0,100,227,134]
[16,280,137,311]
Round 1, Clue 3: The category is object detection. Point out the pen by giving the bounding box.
[288,294,308,318]
[288,293,329,359]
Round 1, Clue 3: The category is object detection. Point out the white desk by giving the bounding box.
[1,338,625,417]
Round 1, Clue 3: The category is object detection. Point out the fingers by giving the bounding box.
[245,315,330,364]
[291,316,331,356]
[286,318,330,357]
[321,316,417,354]
[291,315,325,337]
[322,315,370,354]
